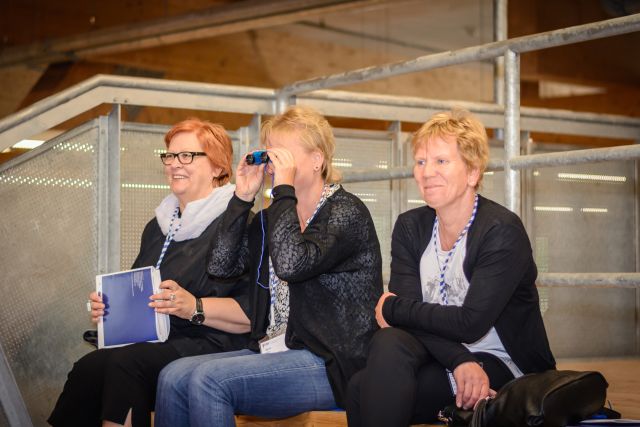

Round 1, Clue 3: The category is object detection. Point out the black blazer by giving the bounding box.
[382,195,556,374]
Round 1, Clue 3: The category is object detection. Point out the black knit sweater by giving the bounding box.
[208,185,383,406]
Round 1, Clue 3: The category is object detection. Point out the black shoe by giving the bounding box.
[82,330,98,348]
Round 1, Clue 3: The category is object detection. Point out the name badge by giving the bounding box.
[259,333,289,354]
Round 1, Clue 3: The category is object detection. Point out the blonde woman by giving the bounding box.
[155,105,383,427]
[346,110,555,427]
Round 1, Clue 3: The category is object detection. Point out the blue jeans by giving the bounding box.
[155,349,338,427]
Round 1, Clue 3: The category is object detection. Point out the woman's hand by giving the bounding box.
[453,361,494,410]
[375,292,396,328]
[235,151,266,202]
[149,280,196,320]
[88,291,105,324]
[267,147,296,187]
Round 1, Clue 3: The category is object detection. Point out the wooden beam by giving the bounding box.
[0,0,389,69]
[511,0,640,89]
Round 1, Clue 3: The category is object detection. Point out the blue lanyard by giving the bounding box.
[431,194,478,305]
[155,206,182,269]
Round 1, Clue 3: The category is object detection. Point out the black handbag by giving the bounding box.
[438,370,610,427]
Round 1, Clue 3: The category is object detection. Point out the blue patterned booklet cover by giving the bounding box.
[96,266,170,349]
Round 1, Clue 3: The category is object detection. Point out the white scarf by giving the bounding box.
[155,183,235,242]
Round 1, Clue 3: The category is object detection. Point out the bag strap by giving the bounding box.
[469,397,490,427]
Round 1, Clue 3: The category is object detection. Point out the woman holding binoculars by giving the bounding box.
[155,105,383,427]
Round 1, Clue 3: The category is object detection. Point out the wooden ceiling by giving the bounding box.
[0,0,639,149]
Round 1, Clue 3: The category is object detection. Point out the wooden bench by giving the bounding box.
[155,410,439,426]
[235,412,439,427]
[235,411,346,427]
[234,358,640,426]
[152,357,639,426]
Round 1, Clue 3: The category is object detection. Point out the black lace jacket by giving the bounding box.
[208,185,383,406]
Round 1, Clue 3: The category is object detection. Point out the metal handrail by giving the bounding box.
[278,13,640,98]
[538,273,640,288]
[2,75,640,152]
[0,75,275,151]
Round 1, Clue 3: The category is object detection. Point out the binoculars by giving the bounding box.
[245,151,270,165]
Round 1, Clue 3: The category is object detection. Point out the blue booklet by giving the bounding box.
[96,266,170,349]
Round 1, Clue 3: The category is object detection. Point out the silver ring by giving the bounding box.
[86,300,92,312]
[169,293,176,302]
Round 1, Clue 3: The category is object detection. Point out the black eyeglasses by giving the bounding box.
[159,151,207,165]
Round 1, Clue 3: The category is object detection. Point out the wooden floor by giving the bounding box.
[557,357,640,419]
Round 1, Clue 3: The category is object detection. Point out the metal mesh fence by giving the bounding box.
[529,155,636,357]
[0,124,99,426]
[0,402,8,427]
[336,135,393,282]
[120,124,170,269]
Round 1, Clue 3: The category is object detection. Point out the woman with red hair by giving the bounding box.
[48,118,251,427]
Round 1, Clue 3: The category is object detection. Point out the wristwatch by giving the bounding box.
[190,297,205,325]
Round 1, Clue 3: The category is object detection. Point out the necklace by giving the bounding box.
[431,194,478,305]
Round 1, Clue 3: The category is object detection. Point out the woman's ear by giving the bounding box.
[468,167,481,188]
[313,151,324,171]
[212,167,223,181]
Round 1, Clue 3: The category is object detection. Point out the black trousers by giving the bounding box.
[346,328,515,427]
[48,341,184,427]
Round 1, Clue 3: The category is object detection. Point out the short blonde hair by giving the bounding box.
[261,105,341,183]
[412,109,489,189]
[165,118,233,186]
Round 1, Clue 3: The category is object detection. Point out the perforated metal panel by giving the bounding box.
[0,124,99,426]
[336,135,393,282]
[120,124,170,269]
[0,405,8,427]
[528,155,637,357]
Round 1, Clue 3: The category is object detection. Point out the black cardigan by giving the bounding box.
[382,195,555,374]
[132,217,250,356]
[208,185,383,406]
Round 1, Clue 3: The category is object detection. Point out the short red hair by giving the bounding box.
[164,118,233,186]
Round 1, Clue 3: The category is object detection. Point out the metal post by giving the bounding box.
[389,121,404,226]
[636,141,640,274]
[275,92,294,114]
[504,49,521,215]
[522,131,533,236]
[248,114,262,152]
[493,0,507,142]
[636,142,640,354]
[0,341,33,426]
[96,105,121,275]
